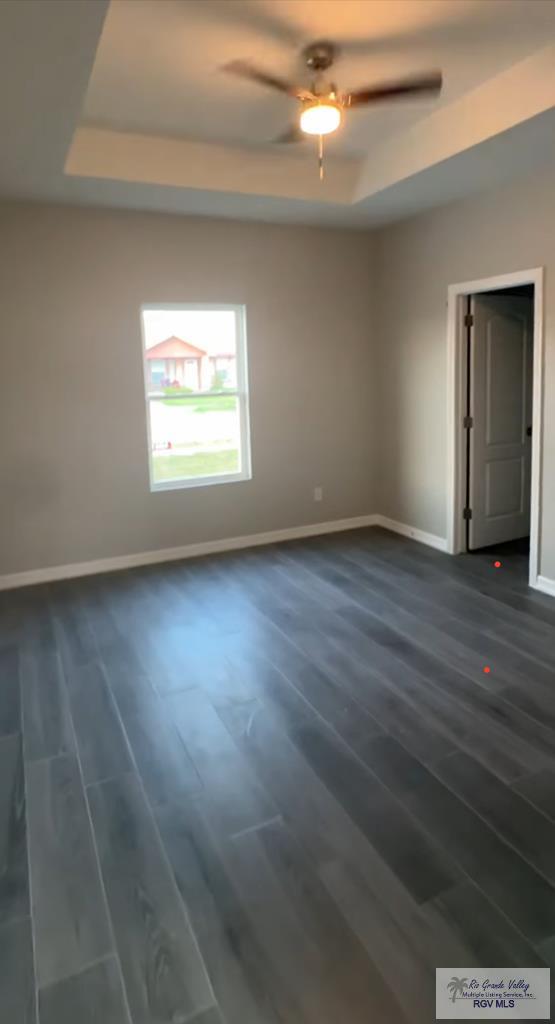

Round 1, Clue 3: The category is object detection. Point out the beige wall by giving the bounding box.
[4,173,555,583]
[375,164,555,580]
[0,202,377,575]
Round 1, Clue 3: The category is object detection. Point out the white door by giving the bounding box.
[468,294,533,550]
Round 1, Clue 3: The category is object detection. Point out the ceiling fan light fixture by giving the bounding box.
[300,100,341,136]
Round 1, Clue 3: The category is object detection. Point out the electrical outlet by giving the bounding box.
[314,486,323,502]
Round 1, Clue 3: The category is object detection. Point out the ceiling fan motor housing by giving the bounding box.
[303,41,337,72]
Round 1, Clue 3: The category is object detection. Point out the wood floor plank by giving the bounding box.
[88,572,260,710]
[249,547,347,613]
[218,555,540,781]
[64,660,133,785]
[38,957,130,1024]
[434,751,555,885]
[284,713,460,904]
[157,557,255,637]
[50,583,98,673]
[294,540,555,686]
[335,602,549,779]
[188,1010,225,1024]
[367,528,555,627]
[3,526,555,1024]
[226,626,387,754]
[226,817,407,1024]
[283,624,455,766]
[26,754,112,987]
[20,651,73,763]
[0,646,21,738]
[360,733,435,796]
[0,733,28,925]
[317,858,445,1024]
[220,698,376,870]
[0,589,27,649]
[95,571,214,693]
[216,559,456,773]
[82,593,184,769]
[352,716,555,946]
[220,698,472,1020]
[88,772,214,1024]
[422,878,548,968]
[186,556,274,637]
[0,917,36,1024]
[512,768,555,822]
[220,688,458,905]
[135,623,213,694]
[374,745,555,945]
[225,548,334,619]
[153,634,243,698]
[167,689,277,837]
[105,658,202,806]
[352,724,555,949]
[74,575,147,672]
[156,796,294,1024]
[201,630,271,708]
[498,678,555,736]
[329,534,555,645]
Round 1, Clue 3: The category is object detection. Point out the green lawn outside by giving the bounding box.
[162,386,193,396]
[160,393,236,412]
[152,449,239,482]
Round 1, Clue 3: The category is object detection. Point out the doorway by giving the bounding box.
[446,268,544,589]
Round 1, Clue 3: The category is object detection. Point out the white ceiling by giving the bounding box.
[84,0,555,154]
[2,0,555,227]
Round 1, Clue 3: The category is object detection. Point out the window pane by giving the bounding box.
[144,309,237,396]
[149,393,241,483]
[142,306,250,490]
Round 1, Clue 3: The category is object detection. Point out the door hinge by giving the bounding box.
[464,313,474,328]
[463,507,473,521]
[463,415,473,429]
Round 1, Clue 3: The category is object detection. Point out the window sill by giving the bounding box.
[150,471,252,493]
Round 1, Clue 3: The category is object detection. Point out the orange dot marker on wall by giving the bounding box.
[483,666,491,674]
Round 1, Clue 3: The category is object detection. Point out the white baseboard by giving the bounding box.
[0,512,452,591]
[534,575,555,599]
[0,514,379,591]
[373,514,448,552]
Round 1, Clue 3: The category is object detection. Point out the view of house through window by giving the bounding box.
[141,305,250,489]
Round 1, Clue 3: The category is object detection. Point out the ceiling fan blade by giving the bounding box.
[272,125,306,144]
[345,70,442,108]
[223,60,312,99]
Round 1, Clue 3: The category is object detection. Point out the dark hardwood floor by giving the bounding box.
[1,526,555,1023]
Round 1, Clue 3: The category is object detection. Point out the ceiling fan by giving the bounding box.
[223,41,442,178]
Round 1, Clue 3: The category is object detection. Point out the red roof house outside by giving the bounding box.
[146,335,237,391]
[145,335,207,390]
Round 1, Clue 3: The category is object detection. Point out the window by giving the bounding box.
[141,304,251,491]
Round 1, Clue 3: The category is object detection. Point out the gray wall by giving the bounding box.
[0,202,377,575]
[375,163,555,580]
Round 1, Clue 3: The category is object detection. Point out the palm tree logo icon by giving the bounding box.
[447,977,468,1003]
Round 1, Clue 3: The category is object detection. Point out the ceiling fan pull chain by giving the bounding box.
[319,134,324,181]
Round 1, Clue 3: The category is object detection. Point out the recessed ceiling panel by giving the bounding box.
[83,0,555,155]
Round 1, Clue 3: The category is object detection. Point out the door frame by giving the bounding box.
[446,267,544,588]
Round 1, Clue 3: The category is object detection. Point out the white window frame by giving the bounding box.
[140,303,252,492]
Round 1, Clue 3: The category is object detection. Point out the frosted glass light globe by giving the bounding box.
[300,102,341,136]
